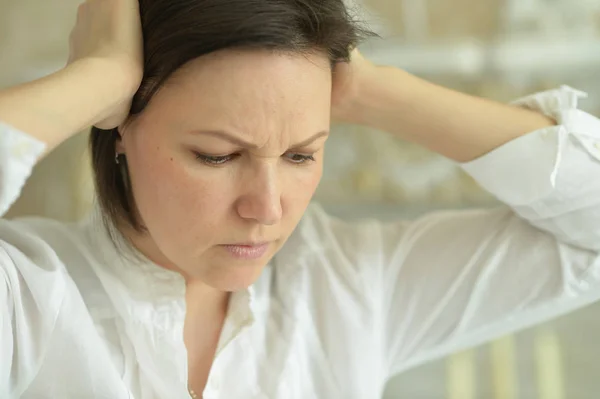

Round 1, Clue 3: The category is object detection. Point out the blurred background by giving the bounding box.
[2,0,600,397]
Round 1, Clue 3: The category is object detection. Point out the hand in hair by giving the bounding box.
[331,49,376,124]
[68,0,144,129]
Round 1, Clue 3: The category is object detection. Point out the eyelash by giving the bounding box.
[285,153,316,164]
[194,152,316,166]
[195,153,236,165]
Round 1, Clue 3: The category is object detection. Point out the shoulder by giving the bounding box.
[279,203,385,272]
[0,216,87,271]
[0,217,83,312]
[0,214,108,307]
[270,203,384,307]
[0,216,74,275]
[0,216,108,396]
[0,214,106,318]
[254,205,385,373]
[0,218,74,369]
[286,203,382,252]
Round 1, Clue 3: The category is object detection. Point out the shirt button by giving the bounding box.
[595,142,600,151]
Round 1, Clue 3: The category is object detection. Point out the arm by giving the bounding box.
[336,56,600,249]
[339,56,556,162]
[0,0,142,394]
[0,0,142,155]
[332,59,600,378]
[377,85,600,370]
[0,58,133,216]
[0,239,66,398]
[0,58,136,153]
[0,0,142,217]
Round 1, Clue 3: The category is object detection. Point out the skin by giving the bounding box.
[117,49,332,292]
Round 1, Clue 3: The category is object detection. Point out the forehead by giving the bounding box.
[146,50,333,141]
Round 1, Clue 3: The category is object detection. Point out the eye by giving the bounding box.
[284,153,316,164]
[194,152,237,166]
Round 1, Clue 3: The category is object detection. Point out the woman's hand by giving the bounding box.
[331,49,376,125]
[0,0,145,150]
[68,0,144,129]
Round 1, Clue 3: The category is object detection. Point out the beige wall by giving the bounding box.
[364,0,504,38]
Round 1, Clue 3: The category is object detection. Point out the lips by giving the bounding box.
[221,243,270,260]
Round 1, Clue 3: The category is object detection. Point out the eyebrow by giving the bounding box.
[189,129,329,150]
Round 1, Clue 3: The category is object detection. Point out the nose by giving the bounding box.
[236,164,282,226]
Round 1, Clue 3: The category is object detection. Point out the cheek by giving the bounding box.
[283,164,322,215]
[128,149,228,231]
[304,167,323,194]
[304,154,325,192]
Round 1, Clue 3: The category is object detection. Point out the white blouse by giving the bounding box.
[2,86,600,399]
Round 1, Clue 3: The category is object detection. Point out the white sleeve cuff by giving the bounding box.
[461,86,600,206]
[0,122,46,216]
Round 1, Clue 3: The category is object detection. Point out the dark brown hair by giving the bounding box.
[90,0,373,233]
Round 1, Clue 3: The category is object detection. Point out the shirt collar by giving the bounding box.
[80,206,259,320]
[81,207,185,302]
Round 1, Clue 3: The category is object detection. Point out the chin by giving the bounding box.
[199,260,268,292]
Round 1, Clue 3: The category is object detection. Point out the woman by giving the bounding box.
[2,0,600,398]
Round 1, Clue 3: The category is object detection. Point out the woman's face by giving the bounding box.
[118,50,332,290]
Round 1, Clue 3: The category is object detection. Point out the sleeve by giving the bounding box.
[0,123,53,396]
[0,235,67,397]
[0,250,11,393]
[0,121,46,218]
[333,86,600,379]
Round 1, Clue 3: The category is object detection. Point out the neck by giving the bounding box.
[186,279,231,317]
[118,221,230,310]
[120,223,178,270]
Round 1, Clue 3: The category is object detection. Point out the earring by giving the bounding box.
[115,152,130,192]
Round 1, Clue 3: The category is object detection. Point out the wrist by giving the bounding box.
[65,57,141,128]
[68,57,140,106]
